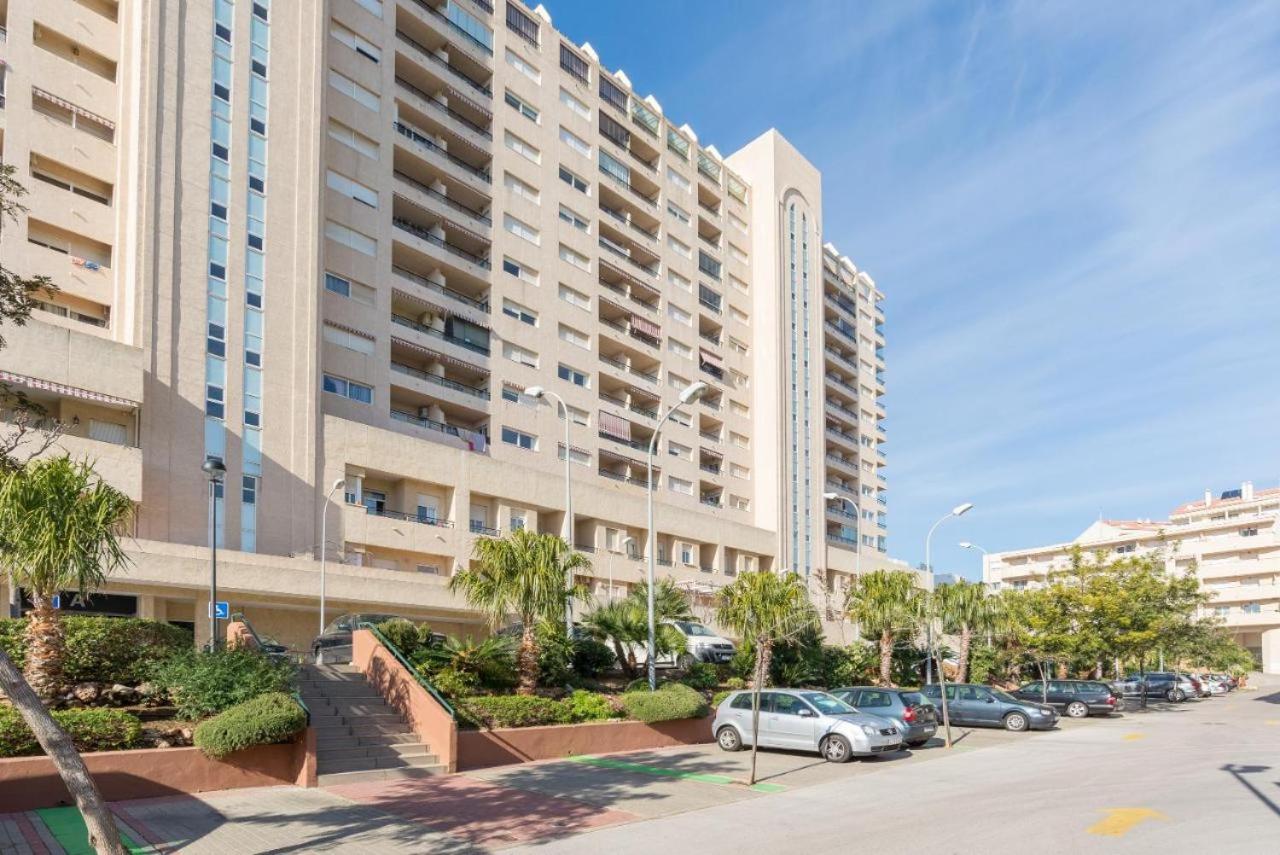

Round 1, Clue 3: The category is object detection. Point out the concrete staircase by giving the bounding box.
[299,664,446,786]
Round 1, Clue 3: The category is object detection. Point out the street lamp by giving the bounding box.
[527,386,576,635]
[316,477,346,666]
[202,456,227,650]
[924,503,972,683]
[646,380,707,690]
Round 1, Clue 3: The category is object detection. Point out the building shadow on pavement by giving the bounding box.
[1221,764,1280,820]
[1251,689,1280,705]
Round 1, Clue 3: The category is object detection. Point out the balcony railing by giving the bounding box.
[393,265,490,312]
[826,320,857,342]
[598,430,647,451]
[598,237,658,277]
[394,30,492,98]
[407,0,493,57]
[699,495,723,508]
[395,76,492,139]
[699,430,721,444]
[600,391,657,420]
[469,521,501,537]
[598,165,657,210]
[391,314,490,355]
[827,533,857,546]
[394,170,491,225]
[393,121,492,183]
[599,204,658,244]
[392,217,491,268]
[362,505,456,528]
[699,361,725,381]
[598,469,655,489]
[699,463,721,475]
[600,353,659,384]
[390,361,490,399]
[390,409,489,451]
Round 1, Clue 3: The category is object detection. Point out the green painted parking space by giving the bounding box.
[567,754,787,793]
[34,807,149,855]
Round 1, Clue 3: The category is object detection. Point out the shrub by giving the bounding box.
[727,644,756,682]
[534,623,575,687]
[193,692,307,759]
[375,619,423,659]
[428,667,479,699]
[620,682,709,723]
[723,676,747,690]
[0,616,192,685]
[817,644,878,688]
[564,690,616,722]
[679,661,719,690]
[151,648,295,720]
[572,638,617,678]
[0,708,142,757]
[456,695,572,729]
[417,635,516,690]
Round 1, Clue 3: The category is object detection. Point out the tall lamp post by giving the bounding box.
[527,386,576,635]
[646,380,707,690]
[202,457,227,650]
[923,503,973,683]
[316,477,346,666]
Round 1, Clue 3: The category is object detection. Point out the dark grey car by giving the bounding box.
[830,687,938,748]
[311,613,409,663]
[922,683,1059,732]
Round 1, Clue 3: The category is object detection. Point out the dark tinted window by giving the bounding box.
[922,685,941,698]
[1021,682,1043,694]
[899,692,927,707]
[856,690,894,708]
[1049,681,1074,695]
[1084,682,1111,693]
[772,694,811,716]
[729,693,756,710]
[958,686,986,701]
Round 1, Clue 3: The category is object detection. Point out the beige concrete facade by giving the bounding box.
[983,481,1280,674]
[0,0,889,653]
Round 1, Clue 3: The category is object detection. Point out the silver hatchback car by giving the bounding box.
[713,689,903,762]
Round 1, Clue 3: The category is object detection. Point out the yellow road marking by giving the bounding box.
[1266,720,1279,726]
[1087,808,1167,837]
[1122,732,1146,741]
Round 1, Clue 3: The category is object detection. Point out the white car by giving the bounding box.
[1196,674,1227,696]
[712,689,902,762]
[631,620,736,668]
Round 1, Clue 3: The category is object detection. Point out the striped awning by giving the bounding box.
[0,371,137,409]
[445,85,491,118]
[391,285,491,329]
[32,88,116,129]
[630,314,661,338]
[598,410,632,441]
[699,348,723,367]
[389,335,480,371]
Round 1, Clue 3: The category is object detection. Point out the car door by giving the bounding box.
[1047,681,1074,712]
[1016,681,1044,704]
[728,692,763,743]
[935,685,968,724]
[764,693,819,750]
[964,686,1003,724]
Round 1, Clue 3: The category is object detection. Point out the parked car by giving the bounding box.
[713,689,902,762]
[1195,674,1228,696]
[311,613,417,663]
[1010,680,1118,718]
[1110,672,1197,702]
[921,683,1059,732]
[632,621,737,668]
[829,686,938,747]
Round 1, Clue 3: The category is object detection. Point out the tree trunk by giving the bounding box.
[879,630,893,686]
[749,640,767,786]
[612,640,635,679]
[753,641,773,689]
[24,596,66,701]
[958,625,973,683]
[516,625,539,695]
[0,649,126,855]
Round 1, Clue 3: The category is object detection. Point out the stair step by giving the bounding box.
[318,744,435,763]
[308,685,388,697]
[318,753,442,774]
[317,765,446,787]
[325,703,398,716]
[350,723,415,738]
[317,729,420,748]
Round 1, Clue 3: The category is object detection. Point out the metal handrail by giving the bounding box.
[392,217,492,268]
[393,121,492,183]
[393,265,490,311]
[406,0,493,57]
[394,170,491,225]
[395,30,492,97]
[395,76,493,139]
[291,692,312,726]
[391,313,491,355]
[358,621,455,717]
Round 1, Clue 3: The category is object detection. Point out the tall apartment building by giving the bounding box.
[0,0,890,651]
[983,481,1280,674]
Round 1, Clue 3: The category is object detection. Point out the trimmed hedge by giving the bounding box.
[193,692,307,759]
[564,689,616,722]
[0,708,142,758]
[151,648,295,720]
[456,695,572,729]
[620,682,709,723]
[0,617,192,685]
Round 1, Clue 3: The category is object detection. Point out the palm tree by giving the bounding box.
[935,580,1002,683]
[844,569,922,686]
[716,570,817,785]
[0,456,133,855]
[582,579,692,678]
[449,529,589,694]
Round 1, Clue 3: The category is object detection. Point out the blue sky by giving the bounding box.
[543,1,1280,578]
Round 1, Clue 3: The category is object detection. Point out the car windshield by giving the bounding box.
[899,692,927,707]
[672,621,714,636]
[991,690,1021,704]
[801,692,855,715]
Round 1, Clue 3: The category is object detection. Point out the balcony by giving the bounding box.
[390,408,488,453]
[390,359,489,401]
[600,390,657,420]
[697,250,722,282]
[600,352,659,386]
[393,170,491,233]
[391,265,489,326]
[598,203,659,252]
[394,29,492,101]
[403,0,494,66]
[825,319,857,344]
[599,257,661,315]
[599,236,659,279]
[343,502,462,554]
[394,75,492,150]
[469,520,501,537]
[391,313,490,361]
[598,164,658,212]
[392,120,491,189]
[391,205,490,279]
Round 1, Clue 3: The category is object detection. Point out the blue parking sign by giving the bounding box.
[209,601,230,620]
[51,594,61,610]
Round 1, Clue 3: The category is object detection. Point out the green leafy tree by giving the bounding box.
[581,579,691,678]
[449,530,588,695]
[843,570,922,686]
[716,570,817,785]
[935,579,1003,682]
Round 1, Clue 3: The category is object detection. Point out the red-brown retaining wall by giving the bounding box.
[0,729,315,812]
[457,716,713,771]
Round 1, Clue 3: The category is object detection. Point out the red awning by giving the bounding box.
[699,348,723,367]
[630,314,661,338]
[0,370,136,409]
[598,410,632,441]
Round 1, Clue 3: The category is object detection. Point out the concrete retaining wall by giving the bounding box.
[457,716,713,771]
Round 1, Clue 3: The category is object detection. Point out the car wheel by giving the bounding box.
[1004,712,1029,732]
[820,734,853,763]
[1167,689,1184,703]
[677,653,696,670]
[716,727,742,752]
[1065,701,1089,718]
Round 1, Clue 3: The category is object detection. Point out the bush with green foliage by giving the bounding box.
[0,708,142,757]
[967,642,999,685]
[534,622,575,686]
[375,618,423,658]
[679,661,719,690]
[572,637,616,679]
[0,616,192,685]
[417,635,516,690]
[192,692,307,758]
[710,690,733,709]
[727,643,756,682]
[564,689,616,722]
[817,643,879,688]
[723,676,746,690]
[456,694,573,729]
[151,648,295,720]
[620,682,709,723]
[429,667,480,699]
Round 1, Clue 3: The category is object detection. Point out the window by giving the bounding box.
[504,213,540,245]
[667,127,690,160]
[558,444,591,466]
[354,0,382,16]
[730,431,749,448]
[504,89,539,122]
[328,120,379,159]
[446,2,493,52]
[1114,543,1136,554]
[559,87,590,119]
[667,167,691,192]
[668,441,692,460]
[559,283,590,310]
[1241,527,1259,537]
[558,165,589,194]
[728,174,747,203]
[730,462,750,479]
[729,274,749,294]
[730,495,750,511]
[668,371,689,390]
[729,212,749,233]
[502,299,537,326]
[728,336,748,355]
[699,250,722,279]
[559,244,589,270]
[505,2,539,47]
[560,43,589,83]
[671,478,694,497]
[504,47,540,81]
[503,171,540,204]
[669,270,692,293]
[332,21,381,62]
[559,324,590,349]
[599,111,630,147]
[323,323,375,354]
[667,201,690,225]
[678,541,695,563]
[728,243,748,263]
[668,236,691,258]
[88,420,128,445]
[668,304,692,326]
[510,510,527,532]
[558,205,589,232]
[325,220,376,255]
[502,257,539,285]
[558,363,589,387]
[503,342,538,368]
[328,70,379,111]
[729,305,749,325]
[504,130,540,163]
[600,150,630,184]
[501,426,537,450]
[326,170,378,207]
[323,373,373,403]
[669,338,691,358]
[559,126,591,158]
[599,75,627,111]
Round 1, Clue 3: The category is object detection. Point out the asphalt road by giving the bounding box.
[517,675,1280,854]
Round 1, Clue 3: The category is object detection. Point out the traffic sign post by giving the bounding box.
[208,601,230,620]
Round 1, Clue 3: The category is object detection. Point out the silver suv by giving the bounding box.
[712,689,903,763]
